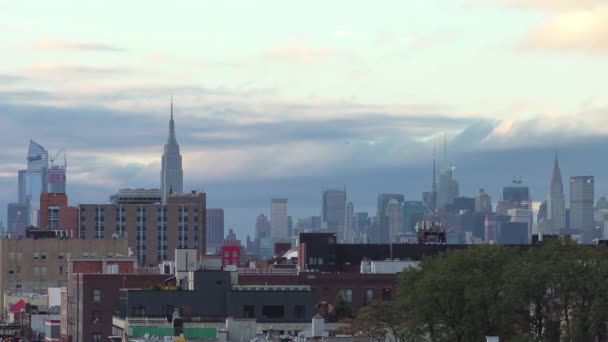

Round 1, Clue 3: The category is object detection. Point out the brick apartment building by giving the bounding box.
[0,232,129,312]
[78,192,206,267]
[39,193,78,235]
[61,257,174,342]
[237,272,398,314]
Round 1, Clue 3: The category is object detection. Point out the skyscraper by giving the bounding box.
[161,99,184,204]
[25,140,49,226]
[437,167,459,211]
[569,176,594,243]
[271,198,288,241]
[321,188,346,233]
[46,165,66,194]
[386,199,402,242]
[206,209,225,252]
[255,214,271,240]
[474,189,492,214]
[547,155,566,234]
[375,194,404,243]
[344,201,354,243]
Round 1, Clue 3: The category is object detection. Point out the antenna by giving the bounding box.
[433,140,437,193]
[443,133,447,164]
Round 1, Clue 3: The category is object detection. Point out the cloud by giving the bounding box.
[31,39,127,52]
[497,0,605,11]
[332,30,359,39]
[263,44,337,64]
[144,53,239,68]
[518,7,608,54]
[23,64,134,81]
[493,0,608,55]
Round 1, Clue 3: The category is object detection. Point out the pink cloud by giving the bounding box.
[497,0,605,11]
[518,6,608,54]
[31,39,126,52]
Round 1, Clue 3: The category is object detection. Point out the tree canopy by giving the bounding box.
[349,240,608,342]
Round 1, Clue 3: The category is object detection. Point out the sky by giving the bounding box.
[1,0,608,237]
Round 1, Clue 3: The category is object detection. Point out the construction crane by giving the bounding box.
[50,148,66,169]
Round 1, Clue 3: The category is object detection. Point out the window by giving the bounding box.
[33,267,40,276]
[8,252,14,259]
[382,288,392,301]
[92,311,101,324]
[132,305,146,317]
[294,305,305,319]
[366,289,375,304]
[92,333,101,342]
[58,266,64,275]
[262,305,285,319]
[41,252,47,260]
[8,269,14,275]
[33,252,39,260]
[92,289,101,303]
[41,267,47,276]
[58,252,64,260]
[338,289,353,303]
[243,305,255,318]
[16,252,22,260]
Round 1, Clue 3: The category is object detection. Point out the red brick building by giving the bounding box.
[61,258,175,342]
[237,272,398,314]
[221,245,241,267]
[39,193,77,235]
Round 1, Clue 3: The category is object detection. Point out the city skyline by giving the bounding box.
[1,1,608,237]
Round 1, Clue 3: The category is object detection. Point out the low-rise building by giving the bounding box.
[116,270,315,326]
[62,257,174,342]
[0,232,128,310]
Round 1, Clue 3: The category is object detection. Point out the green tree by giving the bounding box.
[335,295,352,320]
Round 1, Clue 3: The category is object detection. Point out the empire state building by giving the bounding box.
[161,99,183,204]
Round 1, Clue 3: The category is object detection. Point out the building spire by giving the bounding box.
[167,97,177,145]
[550,151,563,196]
[432,140,437,193]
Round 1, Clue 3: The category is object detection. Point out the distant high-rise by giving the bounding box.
[386,199,402,242]
[255,214,271,239]
[354,212,370,232]
[569,176,594,242]
[503,185,530,209]
[287,216,293,237]
[46,165,66,194]
[402,201,426,234]
[375,194,404,243]
[321,188,346,233]
[25,140,49,226]
[6,203,28,235]
[547,155,566,234]
[271,198,288,241]
[161,99,184,204]
[206,209,224,252]
[437,167,459,211]
[344,201,354,243]
[474,189,492,214]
